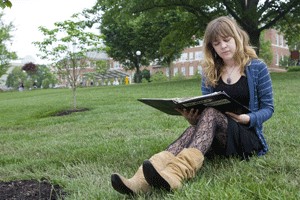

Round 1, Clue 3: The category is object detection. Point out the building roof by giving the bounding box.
[85,69,129,80]
[86,51,109,60]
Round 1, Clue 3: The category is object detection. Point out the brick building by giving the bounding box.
[264,29,290,69]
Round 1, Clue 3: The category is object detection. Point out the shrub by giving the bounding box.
[141,78,149,84]
[141,69,151,82]
[151,71,168,82]
[42,78,50,89]
[191,70,202,80]
[287,66,300,72]
[172,72,186,81]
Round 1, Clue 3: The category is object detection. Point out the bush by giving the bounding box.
[279,56,299,68]
[191,70,202,80]
[141,78,149,84]
[42,78,50,89]
[24,79,33,89]
[141,69,151,82]
[151,71,168,82]
[172,72,186,81]
[287,66,300,72]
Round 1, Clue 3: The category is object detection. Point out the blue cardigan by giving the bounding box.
[201,59,274,155]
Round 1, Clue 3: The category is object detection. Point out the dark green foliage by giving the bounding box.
[0,12,17,77]
[5,65,57,89]
[141,69,150,82]
[0,0,12,8]
[151,71,168,82]
[87,0,300,59]
[287,66,300,72]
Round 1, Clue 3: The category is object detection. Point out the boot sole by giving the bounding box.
[143,160,171,191]
[111,174,134,195]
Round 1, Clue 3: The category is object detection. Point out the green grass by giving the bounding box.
[0,72,300,200]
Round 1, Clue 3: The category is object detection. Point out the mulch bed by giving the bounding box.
[1,109,90,199]
[0,180,66,200]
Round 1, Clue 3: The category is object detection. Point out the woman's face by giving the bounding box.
[212,36,237,63]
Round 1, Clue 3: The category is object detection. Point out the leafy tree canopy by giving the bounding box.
[0,0,12,9]
[34,13,103,109]
[84,4,197,82]
[0,12,17,76]
[275,6,300,50]
[22,62,38,75]
[88,0,300,58]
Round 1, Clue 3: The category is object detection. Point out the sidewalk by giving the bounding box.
[269,67,287,72]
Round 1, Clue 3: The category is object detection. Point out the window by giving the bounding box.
[166,69,169,77]
[181,67,186,76]
[276,53,279,65]
[113,62,120,69]
[197,65,203,75]
[189,66,194,76]
[195,51,203,60]
[173,67,178,76]
[189,52,194,60]
[180,53,188,61]
[279,35,283,46]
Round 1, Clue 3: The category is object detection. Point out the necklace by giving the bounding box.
[226,66,237,84]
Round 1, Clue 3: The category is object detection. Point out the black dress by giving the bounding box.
[213,76,263,159]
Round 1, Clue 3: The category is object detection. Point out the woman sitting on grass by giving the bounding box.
[111,16,274,195]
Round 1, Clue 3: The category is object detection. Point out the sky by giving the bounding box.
[3,0,97,64]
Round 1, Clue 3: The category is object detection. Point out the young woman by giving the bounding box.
[111,16,274,195]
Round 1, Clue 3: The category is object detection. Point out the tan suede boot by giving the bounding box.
[143,148,204,191]
[111,151,175,195]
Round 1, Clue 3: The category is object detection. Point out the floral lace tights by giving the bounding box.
[166,107,228,155]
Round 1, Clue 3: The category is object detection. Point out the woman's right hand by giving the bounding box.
[175,108,200,125]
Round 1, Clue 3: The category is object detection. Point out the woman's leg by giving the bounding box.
[188,108,228,154]
[166,126,196,155]
[166,107,228,155]
[142,108,229,191]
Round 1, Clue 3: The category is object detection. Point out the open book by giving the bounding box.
[138,91,250,116]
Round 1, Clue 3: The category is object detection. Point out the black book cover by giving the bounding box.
[138,91,250,115]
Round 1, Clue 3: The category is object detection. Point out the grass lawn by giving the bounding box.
[0,72,299,199]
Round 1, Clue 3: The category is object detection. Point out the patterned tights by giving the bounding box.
[166,107,228,155]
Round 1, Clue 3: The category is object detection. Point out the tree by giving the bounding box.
[0,0,12,9]
[89,0,300,56]
[0,12,17,77]
[275,5,300,50]
[22,62,37,74]
[34,14,103,110]
[35,65,57,88]
[5,67,26,89]
[157,30,191,80]
[259,31,273,66]
[84,6,190,82]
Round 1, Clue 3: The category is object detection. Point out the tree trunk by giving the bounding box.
[225,0,261,56]
[167,62,172,81]
[246,29,261,56]
[72,85,77,110]
[135,63,142,83]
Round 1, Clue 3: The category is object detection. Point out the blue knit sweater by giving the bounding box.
[201,59,274,155]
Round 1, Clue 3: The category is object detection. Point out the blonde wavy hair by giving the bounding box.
[202,16,258,87]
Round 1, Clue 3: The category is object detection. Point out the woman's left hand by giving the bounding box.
[225,112,250,125]
[176,108,200,125]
